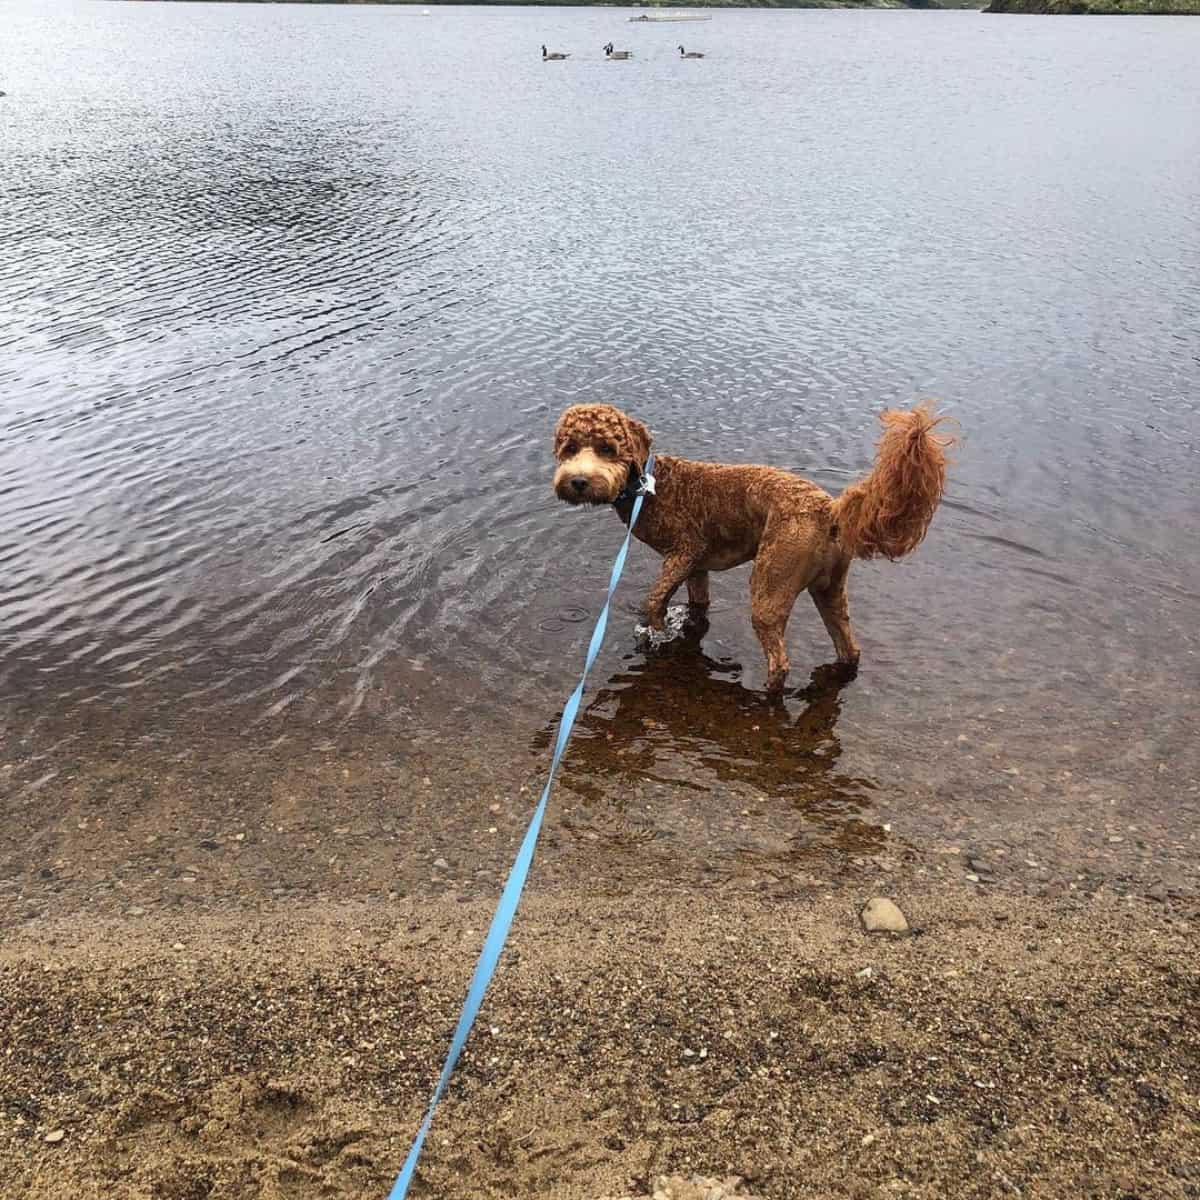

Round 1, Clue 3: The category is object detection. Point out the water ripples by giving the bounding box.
[1,4,1198,851]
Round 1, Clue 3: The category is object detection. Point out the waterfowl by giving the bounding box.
[542,45,570,60]
[678,45,705,58]
[603,43,633,60]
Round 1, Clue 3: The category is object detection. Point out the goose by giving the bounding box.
[678,46,705,58]
[542,45,570,60]
[603,43,633,60]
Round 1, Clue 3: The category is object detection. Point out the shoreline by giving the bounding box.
[984,0,1199,12]
[119,1,967,10]
[3,885,1196,1198]
[115,1,1200,16]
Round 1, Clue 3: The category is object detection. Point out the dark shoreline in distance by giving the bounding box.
[984,0,1198,9]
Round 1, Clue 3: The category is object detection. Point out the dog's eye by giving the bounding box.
[598,443,616,459]
[563,440,578,456]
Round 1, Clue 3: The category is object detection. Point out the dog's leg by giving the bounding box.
[749,535,809,695]
[810,565,861,667]
[683,570,710,631]
[645,554,696,631]
[685,571,710,607]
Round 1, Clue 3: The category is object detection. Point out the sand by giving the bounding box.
[2,882,1197,1200]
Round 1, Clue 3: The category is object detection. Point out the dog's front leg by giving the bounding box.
[644,554,696,631]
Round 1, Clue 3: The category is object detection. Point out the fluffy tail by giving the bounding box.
[833,404,955,561]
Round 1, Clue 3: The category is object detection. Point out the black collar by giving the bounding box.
[614,459,654,506]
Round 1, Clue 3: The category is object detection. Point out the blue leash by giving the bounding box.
[386,457,655,1200]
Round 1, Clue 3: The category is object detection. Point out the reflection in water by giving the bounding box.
[538,614,882,861]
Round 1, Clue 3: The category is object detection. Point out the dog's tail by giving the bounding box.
[833,404,955,561]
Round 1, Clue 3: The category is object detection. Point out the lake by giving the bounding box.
[2,2,1198,906]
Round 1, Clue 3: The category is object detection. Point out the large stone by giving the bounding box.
[860,897,910,935]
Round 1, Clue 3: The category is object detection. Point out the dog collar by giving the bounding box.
[615,456,656,506]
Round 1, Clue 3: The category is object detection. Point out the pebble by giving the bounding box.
[432,858,450,871]
[43,1130,65,1144]
[860,897,910,935]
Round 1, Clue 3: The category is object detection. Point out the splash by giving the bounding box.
[634,604,689,647]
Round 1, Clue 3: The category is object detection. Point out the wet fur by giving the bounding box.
[553,402,954,693]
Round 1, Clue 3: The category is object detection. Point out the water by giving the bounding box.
[2,2,1198,902]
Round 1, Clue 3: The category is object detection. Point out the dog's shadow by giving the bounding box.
[534,611,882,857]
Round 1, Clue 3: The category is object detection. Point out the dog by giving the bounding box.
[552,402,954,693]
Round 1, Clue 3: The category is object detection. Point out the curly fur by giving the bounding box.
[552,402,955,693]
[833,404,953,560]
[553,405,652,505]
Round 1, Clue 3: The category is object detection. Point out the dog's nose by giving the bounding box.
[570,476,589,495]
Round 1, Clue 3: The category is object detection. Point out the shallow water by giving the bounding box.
[2,2,1199,901]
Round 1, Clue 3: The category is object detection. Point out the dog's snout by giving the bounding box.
[570,476,589,495]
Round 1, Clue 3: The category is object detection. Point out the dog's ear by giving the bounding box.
[553,409,579,457]
[623,415,653,467]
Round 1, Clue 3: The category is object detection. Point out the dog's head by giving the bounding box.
[552,404,653,506]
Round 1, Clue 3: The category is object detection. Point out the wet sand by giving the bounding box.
[3,793,1198,1200]
[3,717,1199,1197]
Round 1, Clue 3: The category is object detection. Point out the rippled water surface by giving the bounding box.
[2,2,1199,897]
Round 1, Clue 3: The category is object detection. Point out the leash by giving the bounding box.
[386,456,655,1200]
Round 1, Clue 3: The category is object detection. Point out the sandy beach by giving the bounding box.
[3,868,1197,1199]
[3,717,1198,1198]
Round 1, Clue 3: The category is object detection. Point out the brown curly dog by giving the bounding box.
[552,402,955,693]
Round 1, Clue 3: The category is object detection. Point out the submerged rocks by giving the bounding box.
[860,897,911,935]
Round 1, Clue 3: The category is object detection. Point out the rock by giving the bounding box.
[860,897,910,935]
[432,858,450,871]
[44,1129,65,1144]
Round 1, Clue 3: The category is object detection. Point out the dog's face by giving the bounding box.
[553,404,653,506]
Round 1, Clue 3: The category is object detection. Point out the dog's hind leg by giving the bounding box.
[810,562,860,667]
[749,528,813,694]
